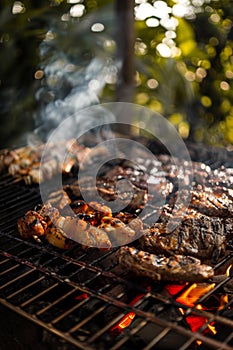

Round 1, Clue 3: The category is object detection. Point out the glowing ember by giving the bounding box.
[109,266,231,339]
[166,283,217,335]
[110,311,136,334]
[110,288,151,334]
[226,264,232,277]
[75,293,89,300]
[117,312,136,329]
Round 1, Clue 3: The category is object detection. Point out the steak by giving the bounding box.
[169,186,233,218]
[190,187,233,217]
[118,246,214,282]
[64,157,174,214]
[140,209,233,263]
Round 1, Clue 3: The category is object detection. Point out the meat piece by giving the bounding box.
[64,170,172,215]
[207,167,233,188]
[18,211,48,238]
[56,216,112,250]
[170,186,233,218]
[45,227,73,250]
[118,246,214,282]
[99,217,136,246]
[190,187,233,217]
[140,209,233,263]
[64,177,148,213]
[157,155,212,188]
[0,140,90,184]
[46,189,71,209]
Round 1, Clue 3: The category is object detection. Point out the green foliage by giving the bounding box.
[134,0,233,146]
[0,0,233,147]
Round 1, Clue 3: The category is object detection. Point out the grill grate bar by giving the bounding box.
[0,257,10,265]
[0,175,21,185]
[0,196,40,221]
[214,252,233,270]
[0,231,131,288]
[20,282,60,308]
[0,298,94,350]
[3,248,233,333]
[1,178,233,349]
[86,311,134,345]
[186,307,233,329]
[6,275,45,300]
[219,297,233,315]
[69,304,107,334]
[0,263,20,276]
[51,297,90,325]
[0,187,38,203]
[222,332,233,349]
[142,327,172,350]
[0,189,23,202]
[35,288,77,316]
[174,337,197,350]
[108,319,148,350]
[0,267,34,290]
[195,276,232,304]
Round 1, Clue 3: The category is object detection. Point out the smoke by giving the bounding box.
[27,4,118,146]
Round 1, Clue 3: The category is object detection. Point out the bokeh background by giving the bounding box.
[0,0,233,148]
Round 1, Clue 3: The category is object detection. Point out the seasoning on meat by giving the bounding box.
[118,246,214,282]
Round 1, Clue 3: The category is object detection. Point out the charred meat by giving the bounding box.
[118,246,214,282]
[0,140,91,184]
[140,209,233,263]
[17,201,143,250]
[169,186,233,218]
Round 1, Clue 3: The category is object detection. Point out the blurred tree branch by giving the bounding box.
[115,0,135,103]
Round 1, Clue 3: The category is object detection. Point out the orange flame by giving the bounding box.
[109,288,151,334]
[117,312,136,329]
[176,283,215,307]
[166,283,217,336]
[110,265,231,338]
[226,264,232,277]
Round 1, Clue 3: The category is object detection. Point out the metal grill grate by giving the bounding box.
[1,175,233,350]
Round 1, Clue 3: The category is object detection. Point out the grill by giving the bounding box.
[1,171,233,350]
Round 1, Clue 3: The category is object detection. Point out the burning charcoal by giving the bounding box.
[118,246,214,282]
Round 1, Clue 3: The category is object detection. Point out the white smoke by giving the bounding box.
[28,5,118,145]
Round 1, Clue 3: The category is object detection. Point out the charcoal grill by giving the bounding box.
[1,172,233,350]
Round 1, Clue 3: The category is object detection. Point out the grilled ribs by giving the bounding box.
[118,246,214,282]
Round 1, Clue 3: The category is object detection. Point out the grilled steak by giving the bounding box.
[140,209,233,263]
[190,187,233,217]
[118,246,214,282]
[169,186,233,218]
[64,157,173,214]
